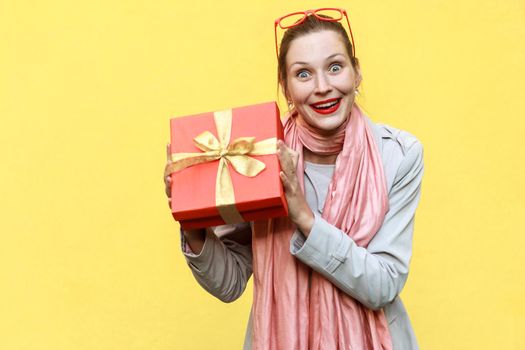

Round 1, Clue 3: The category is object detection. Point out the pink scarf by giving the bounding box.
[252,104,392,349]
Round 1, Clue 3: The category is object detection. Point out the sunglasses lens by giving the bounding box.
[279,13,306,28]
[313,9,343,21]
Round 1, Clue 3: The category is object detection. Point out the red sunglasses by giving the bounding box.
[274,8,356,59]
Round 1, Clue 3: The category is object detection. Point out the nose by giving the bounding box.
[314,73,332,95]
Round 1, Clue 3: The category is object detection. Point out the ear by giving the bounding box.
[355,67,362,88]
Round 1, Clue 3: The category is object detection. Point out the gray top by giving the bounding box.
[304,161,335,214]
[180,119,424,349]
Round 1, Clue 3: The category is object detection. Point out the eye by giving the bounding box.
[329,63,342,73]
[296,70,311,79]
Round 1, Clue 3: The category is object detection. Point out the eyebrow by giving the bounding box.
[289,53,346,68]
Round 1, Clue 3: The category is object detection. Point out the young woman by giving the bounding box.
[165,8,424,350]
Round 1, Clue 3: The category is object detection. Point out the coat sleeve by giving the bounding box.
[181,223,253,303]
[290,141,424,310]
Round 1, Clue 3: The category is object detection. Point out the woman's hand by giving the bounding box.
[165,143,206,253]
[164,144,173,207]
[277,140,315,236]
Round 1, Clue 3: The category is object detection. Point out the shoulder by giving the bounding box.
[369,120,424,187]
[376,123,422,154]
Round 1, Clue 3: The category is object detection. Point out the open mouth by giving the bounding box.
[309,98,342,115]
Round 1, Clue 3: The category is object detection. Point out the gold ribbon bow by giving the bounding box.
[166,109,277,224]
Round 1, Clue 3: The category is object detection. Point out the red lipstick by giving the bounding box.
[309,98,341,115]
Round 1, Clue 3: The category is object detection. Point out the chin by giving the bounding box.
[308,115,347,133]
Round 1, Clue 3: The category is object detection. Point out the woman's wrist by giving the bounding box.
[182,228,206,254]
[295,208,315,237]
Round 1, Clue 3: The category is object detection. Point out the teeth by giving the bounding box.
[313,100,338,109]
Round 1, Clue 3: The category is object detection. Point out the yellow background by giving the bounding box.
[1,0,524,349]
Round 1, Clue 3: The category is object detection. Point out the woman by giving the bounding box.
[165,8,423,350]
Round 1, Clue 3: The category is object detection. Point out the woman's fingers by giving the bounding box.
[165,143,173,199]
[279,171,289,191]
[277,141,297,176]
[165,176,172,197]
[280,169,298,198]
[166,143,172,162]
[277,141,300,199]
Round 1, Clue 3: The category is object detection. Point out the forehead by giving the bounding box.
[286,30,348,67]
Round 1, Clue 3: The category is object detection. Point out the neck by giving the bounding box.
[304,148,338,164]
[294,108,350,160]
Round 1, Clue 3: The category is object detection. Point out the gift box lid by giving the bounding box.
[169,101,287,223]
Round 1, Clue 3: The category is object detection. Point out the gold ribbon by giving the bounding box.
[166,109,277,224]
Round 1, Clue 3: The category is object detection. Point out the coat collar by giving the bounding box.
[366,117,407,157]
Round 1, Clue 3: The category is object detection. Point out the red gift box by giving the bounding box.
[168,101,288,230]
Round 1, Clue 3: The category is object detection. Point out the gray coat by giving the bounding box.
[180,119,424,349]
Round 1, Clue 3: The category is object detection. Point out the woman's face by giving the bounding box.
[283,30,361,134]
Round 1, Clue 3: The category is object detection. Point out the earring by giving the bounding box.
[354,88,359,95]
[287,100,294,109]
